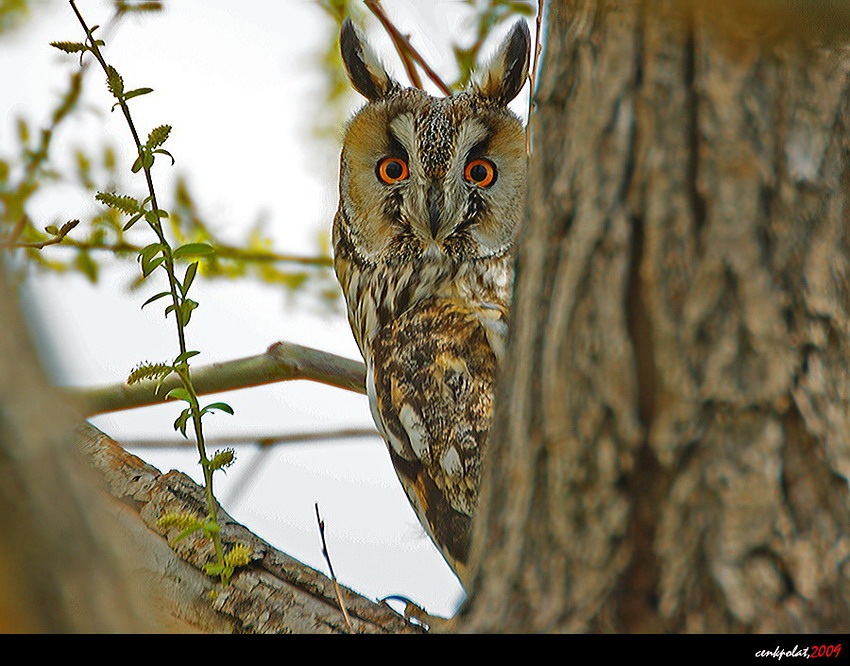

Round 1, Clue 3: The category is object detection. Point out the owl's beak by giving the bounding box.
[427,183,442,239]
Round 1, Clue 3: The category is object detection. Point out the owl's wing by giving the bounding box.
[368,298,502,581]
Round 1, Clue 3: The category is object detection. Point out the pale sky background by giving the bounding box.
[1,0,532,619]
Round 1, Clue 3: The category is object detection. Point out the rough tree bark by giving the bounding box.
[460,0,850,632]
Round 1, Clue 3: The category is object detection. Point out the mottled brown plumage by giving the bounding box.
[333,18,529,587]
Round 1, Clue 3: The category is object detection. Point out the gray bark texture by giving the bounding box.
[459,0,850,633]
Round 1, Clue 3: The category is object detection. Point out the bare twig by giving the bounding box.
[120,427,379,449]
[364,0,422,88]
[125,427,380,509]
[364,0,452,96]
[69,341,366,416]
[527,0,544,155]
[0,219,79,250]
[315,503,352,632]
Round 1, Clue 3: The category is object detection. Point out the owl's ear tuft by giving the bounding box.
[340,18,398,101]
[472,20,531,106]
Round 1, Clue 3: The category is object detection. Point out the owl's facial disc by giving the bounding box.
[387,110,499,246]
[340,88,526,265]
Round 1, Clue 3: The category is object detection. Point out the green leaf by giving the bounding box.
[203,562,226,576]
[139,241,165,261]
[178,299,199,327]
[153,148,175,165]
[140,254,165,278]
[202,402,234,416]
[174,350,200,364]
[122,212,143,231]
[201,519,220,536]
[166,388,192,403]
[173,407,191,438]
[124,87,153,101]
[173,523,204,543]
[181,262,199,295]
[141,290,170,309]
[173,243,215,259]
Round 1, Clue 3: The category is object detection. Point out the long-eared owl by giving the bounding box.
[333,18,530,588]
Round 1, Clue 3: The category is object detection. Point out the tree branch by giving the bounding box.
[0,218,79,249]
[78,422,417,633]
[365,0,452,95]
[120,426,379,450]
[71,341,366,416]
[8,230,334,268]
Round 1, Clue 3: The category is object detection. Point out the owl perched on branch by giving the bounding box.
[333,18,530,588]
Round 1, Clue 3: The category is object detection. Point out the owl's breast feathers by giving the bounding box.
[368,297,504,583]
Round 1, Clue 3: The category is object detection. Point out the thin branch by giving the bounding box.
[364,0,452,96]
[315,503,352,633]
[69,0,232,575]
[121,427,379,449]
[70,341,366,416]
[0,219,80,250]
[527,0,544,156]
[61,237,333,267]
[364,0,422,89]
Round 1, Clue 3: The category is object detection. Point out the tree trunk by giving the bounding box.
[460,0,850,633]
[0,261,149,632]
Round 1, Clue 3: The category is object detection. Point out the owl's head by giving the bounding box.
[336,18,530,267]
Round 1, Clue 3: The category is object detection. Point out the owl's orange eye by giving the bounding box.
[464,159,497,187]
[377,156,409,184]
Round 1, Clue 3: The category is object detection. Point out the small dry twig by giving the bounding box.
[527,0,544,155]
[1,219,80,250]
[315,503,352,632]
[365,0,452,96]
[120,426,379,450]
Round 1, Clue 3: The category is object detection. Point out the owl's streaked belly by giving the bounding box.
[335,250,512,364]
